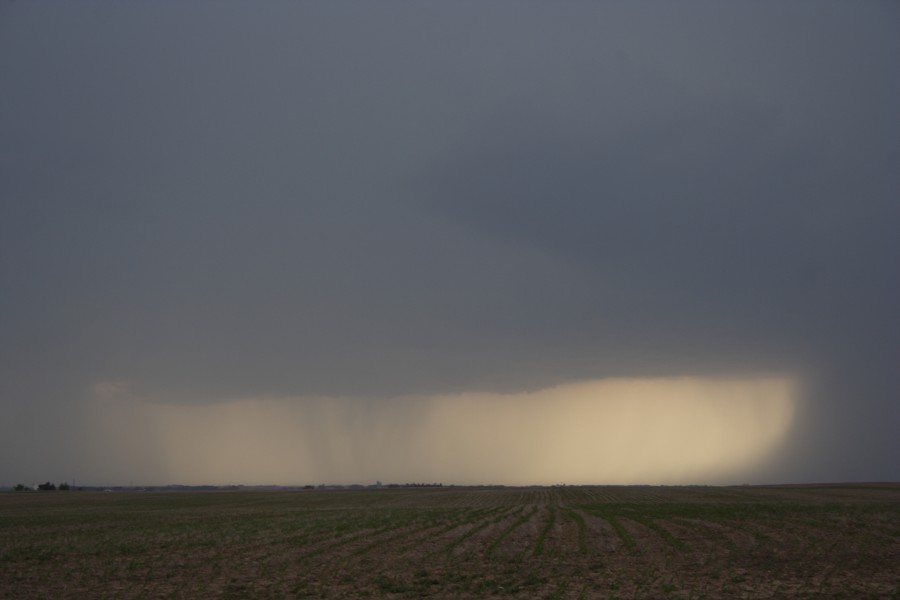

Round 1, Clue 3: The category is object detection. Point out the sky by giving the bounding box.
[1,1,898,487]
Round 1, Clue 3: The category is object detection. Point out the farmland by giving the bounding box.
[1,484,898,599]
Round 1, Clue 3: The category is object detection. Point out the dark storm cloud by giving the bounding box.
[429,90,899,367]
[1,1,898,484]
[419,2,900,481]
[424,81,900,481]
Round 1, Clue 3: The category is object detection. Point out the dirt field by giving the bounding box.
[1,483,898,598]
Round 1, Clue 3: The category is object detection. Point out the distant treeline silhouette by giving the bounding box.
[384,482,443,488]
[13,482,71,491]
[7,482,446,492]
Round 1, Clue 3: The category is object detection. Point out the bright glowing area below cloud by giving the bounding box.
[86,376,798,485]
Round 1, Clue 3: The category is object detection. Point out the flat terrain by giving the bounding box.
[1,484,898,599]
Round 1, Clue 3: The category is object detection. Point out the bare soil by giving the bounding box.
[1,483,898,598]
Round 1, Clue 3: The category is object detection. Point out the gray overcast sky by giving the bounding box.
[1,2,898,486]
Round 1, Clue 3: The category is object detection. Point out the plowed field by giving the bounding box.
[2,484,898,598]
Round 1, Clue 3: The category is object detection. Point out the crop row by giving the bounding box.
[2,484,899,599]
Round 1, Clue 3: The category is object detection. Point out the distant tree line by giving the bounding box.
[385,483,443,488]
[310,482,445,490]
[13,482,71,491]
